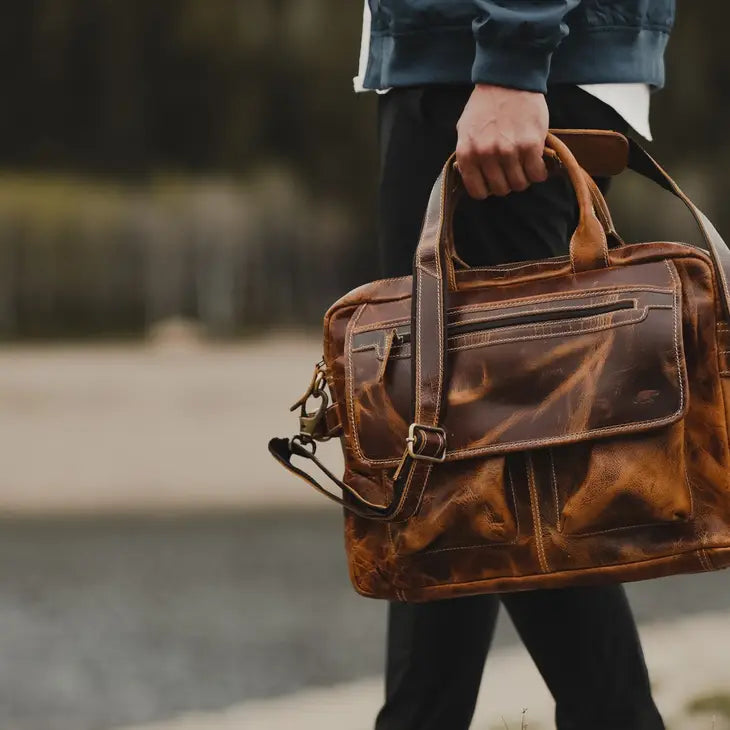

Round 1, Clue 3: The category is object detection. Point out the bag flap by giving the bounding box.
[344,261,687,467]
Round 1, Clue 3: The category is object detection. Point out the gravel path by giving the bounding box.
[113,610,730,730]
[0,513,725,730]
[0,339,724,729]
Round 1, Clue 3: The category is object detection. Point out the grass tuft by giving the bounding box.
[687,693,730,721]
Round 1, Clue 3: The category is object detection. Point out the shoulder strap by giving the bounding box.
[627,139,730,319]
[268,437,435,522]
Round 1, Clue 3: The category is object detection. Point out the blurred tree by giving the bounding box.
[0,1,729,338]
[0,1,728,214]
[0,0,378,207]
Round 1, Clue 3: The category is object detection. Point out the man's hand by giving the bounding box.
[456,84,549,199]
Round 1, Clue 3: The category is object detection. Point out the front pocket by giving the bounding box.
[548,421,692,536]
[347,275,686,467]
[388,455,518,555]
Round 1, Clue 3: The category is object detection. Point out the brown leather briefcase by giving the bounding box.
[269,130,730,602]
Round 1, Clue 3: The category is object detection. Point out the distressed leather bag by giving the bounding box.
[269,130,730,602]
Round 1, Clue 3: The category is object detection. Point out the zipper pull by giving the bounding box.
[377,329,397,383]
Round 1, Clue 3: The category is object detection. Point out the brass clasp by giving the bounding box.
[290,359,330,441]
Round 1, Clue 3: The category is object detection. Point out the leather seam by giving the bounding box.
[349,407,687,467]
[391,462,433,524]
[356,304,657,360]
[549,450,561,529]
[467,256,570,272]
[439,298,643,327]
[703,549,716,571]
[526,454,550,573]
[345,304,370,465]
[446,306,650,351]
[434,202,445,426]
[696,550,706,571]
[665,260,686,430]
[448,286,672,309]
[508,461,520,538]
[698,549,711,572]
[433,166,448,427]
[351,285,674,334]
[397,547,726,591]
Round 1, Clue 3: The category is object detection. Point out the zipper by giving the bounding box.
[393,300,635,347]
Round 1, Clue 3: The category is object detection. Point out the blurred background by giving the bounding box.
[0,2,729,730]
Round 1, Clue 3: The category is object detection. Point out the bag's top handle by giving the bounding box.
[411,132,613,448]
[411,130,730,464]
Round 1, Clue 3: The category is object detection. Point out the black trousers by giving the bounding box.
[374,85,664,730]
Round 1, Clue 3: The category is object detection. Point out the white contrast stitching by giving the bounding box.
[351,285,674,334]
[447,308,650,351]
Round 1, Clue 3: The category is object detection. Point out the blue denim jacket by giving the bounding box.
[361,0,675,93]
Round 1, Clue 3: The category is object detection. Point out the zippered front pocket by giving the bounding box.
[345,275,686,468]
[374,299,637,352]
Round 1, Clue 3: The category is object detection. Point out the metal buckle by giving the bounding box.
[290,359,331,442]
[406,423,447,463]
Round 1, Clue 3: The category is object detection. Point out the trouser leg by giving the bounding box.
[502,586,664,730]
[375,596,499,730]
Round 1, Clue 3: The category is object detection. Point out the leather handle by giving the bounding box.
[442,136,609,289]
[447,167,622,271]
[548,132,611,272]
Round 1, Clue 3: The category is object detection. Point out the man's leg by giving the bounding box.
[502,586,663,730]
[374,596,500,730]
[375,84,662,730]
[496,86,663,730]
[375,87,500,730]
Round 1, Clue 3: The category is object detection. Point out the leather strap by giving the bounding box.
[626,139,730,319]
[552,128,629,177]
[268,437,431,521]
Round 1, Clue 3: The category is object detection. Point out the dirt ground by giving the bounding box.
[0,334,331,513]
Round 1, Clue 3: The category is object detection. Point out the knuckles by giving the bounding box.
[455,132,546,198]
[456,136,543,164]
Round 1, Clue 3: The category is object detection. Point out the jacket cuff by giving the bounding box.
[471,43,552,93]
